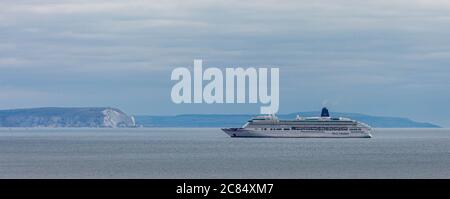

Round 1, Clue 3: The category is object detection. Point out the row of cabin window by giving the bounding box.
[256,127,361,131]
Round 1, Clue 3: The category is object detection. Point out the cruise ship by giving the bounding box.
[222,108,372,138]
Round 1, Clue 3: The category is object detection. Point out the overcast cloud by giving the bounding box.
[1,0,450,126]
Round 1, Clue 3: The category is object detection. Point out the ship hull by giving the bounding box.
[222,128,372,138]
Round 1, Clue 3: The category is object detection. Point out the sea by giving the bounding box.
[0,128,449,178]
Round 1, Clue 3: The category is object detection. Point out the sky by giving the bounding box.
[1,0,450,126]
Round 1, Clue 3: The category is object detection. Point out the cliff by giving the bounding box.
[0,107,135,128]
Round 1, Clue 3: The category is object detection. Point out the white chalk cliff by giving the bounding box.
[0,107,136,128]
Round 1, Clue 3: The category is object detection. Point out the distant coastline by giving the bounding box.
[136,112,440,128]
[0,107,440,128]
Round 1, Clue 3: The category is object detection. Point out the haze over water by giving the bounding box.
[0,128,449,178]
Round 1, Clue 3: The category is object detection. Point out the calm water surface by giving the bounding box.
[0,128,449,178]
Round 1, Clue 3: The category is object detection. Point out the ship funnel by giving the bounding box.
[321,107,330,117]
